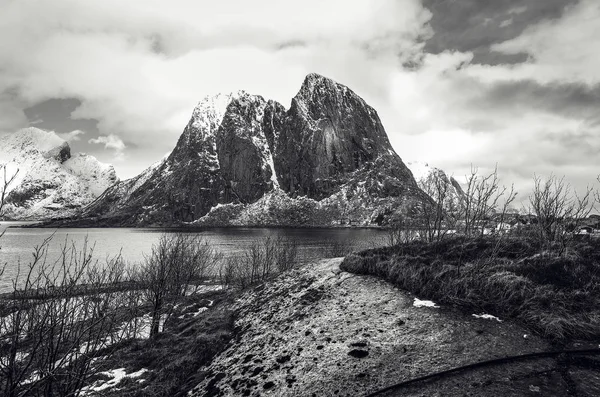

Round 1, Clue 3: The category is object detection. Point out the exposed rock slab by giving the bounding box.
[189,258,584,397]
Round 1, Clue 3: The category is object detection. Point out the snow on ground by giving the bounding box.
[251,135,280,190]
[473,313,503,322]
[81,367,148,394]
[185,284,223,295]
[191,307,208,317]
[413,297,440,308]
[116,313,168,340]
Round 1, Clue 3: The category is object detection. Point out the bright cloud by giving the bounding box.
[89,134,126,152]
[0,0,598,204]
[58,129,86,142]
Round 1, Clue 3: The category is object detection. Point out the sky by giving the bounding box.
[1,0,598,206]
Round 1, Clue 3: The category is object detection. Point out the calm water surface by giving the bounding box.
[0,222,387,293]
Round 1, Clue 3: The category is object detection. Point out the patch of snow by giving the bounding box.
[187,284,223,295]
[472,313,502,322]
[192,307,208,317]
[413,298,439,308]
[81,367,147,394]
[251,135,280,190]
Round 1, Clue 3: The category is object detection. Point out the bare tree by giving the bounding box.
[386,215,420,245]
[0,237,133,397]
[529,174,594,249]
[137,233,222,337]
[218,236,298,290]
[0,164,19,217]
[461,165,517,237]
[415,169,462,242]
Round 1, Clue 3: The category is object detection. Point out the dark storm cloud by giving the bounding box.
[23,98,99,135]
[422,0,579,64]
[478,79,600,124]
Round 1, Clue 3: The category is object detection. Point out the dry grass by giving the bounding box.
[86,290,235,397]
[341,236,600,341]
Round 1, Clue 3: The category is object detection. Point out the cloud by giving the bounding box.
[89,134,126,152]
[422,0,576,65]
[0,0,598,206]
[0,0,430,143]
[484,0,600,85]
[58,129,86,142]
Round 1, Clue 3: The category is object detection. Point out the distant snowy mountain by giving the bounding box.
[0,127,117,220]
[407,161,465,209]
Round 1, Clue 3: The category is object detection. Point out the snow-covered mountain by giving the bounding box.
[59,74,429,227]
[0,127,117,220]
[407,161,465,210]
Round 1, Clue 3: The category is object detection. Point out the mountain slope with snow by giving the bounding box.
[407,161,465,210]
[0,128,117,220]
[58,74,428,227]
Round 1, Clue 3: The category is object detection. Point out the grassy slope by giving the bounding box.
[341,236,600,341]
[87,290,235,397]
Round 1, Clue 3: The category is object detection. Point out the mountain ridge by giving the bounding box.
[0,127,117,220]
[38,74,430,227]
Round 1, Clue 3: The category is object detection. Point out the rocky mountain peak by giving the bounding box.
[275,73,408,200]
[67,73,426,227]
[2,127,65,156]
[407,161,465,209]
[43,141,71,163]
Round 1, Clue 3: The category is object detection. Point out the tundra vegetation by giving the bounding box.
[344,171,600,342]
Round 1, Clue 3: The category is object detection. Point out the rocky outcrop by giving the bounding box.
[217,95,283,203]
[68,74,428,227]
[0,127,117,220]
[189,258,554,397]
[275,73,416,200]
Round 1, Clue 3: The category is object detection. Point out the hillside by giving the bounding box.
[187,258,596,396]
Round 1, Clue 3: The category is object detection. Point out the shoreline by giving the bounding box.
[6,220,386,231]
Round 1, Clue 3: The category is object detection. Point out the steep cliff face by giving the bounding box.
[275,73,416,200]
[79,92,288,225]
[0,127,117,220]
[216,94,284,203]
[69,74,427,227]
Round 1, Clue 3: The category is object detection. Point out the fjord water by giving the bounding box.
[0,223,387,293]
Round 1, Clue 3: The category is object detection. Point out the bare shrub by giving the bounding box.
[415,169,461,243]
[529,174,594,250]
[462,165,517,237]
[219,236,298,290]
[0,237,133,397]
[136,233,222,337]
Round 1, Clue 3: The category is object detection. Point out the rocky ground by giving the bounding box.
[189,258,600,396]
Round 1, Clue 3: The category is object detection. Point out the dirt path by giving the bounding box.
[190,258,600,397]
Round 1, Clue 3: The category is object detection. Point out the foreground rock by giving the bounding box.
[190,259,599,397]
